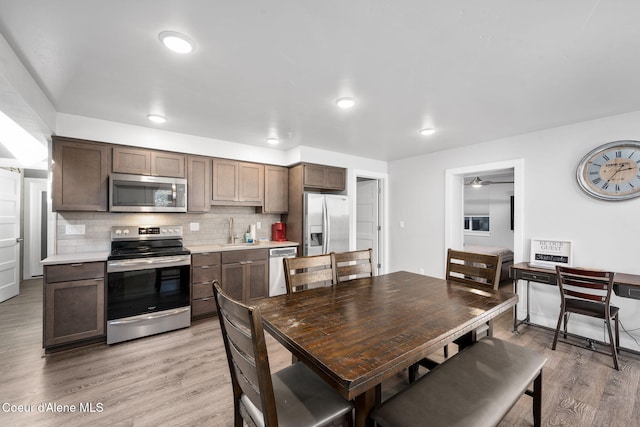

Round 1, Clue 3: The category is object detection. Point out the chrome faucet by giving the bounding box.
[228,217,234,244]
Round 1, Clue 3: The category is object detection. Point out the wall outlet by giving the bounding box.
[256,221,261,229]
[190,222,200,231]
[65,224,85,235]
[399,221,405,228]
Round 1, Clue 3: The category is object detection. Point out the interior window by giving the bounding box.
[464,215,490,235]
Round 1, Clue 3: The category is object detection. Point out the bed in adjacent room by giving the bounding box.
[463,244,514,285]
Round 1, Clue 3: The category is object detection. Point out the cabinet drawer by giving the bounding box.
[45,262,105,283]
[614,284,640,300]
[192,266,220,285]
[222,249,269,264]
[192,297,217,317]
[519,271,554,284]
[192,282,215,300]
[192,252,221,267]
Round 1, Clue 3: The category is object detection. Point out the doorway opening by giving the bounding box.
[355,175,385,275]
[444,159,525,277]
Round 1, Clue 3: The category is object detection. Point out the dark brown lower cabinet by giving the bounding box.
[43,262,105,349]
[191,252,221,318]
[221,249,268,303]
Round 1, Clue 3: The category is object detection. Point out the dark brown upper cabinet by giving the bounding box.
[113,146,185,178]
[262,165,288,213]
[212,159,264,206]
[52,136,110,212]
[302,163,346,191]
[187,156,211,212]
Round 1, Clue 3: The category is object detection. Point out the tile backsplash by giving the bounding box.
[56,206,282,254]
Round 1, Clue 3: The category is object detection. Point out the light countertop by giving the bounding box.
[41,241,299,265]
[187,241,298,254]
[41,251,111,266]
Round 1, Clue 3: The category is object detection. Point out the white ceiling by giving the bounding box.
[1,1,640,162]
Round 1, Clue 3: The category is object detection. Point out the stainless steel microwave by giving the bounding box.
[110,173,187,212]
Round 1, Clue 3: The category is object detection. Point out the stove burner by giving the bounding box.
[108,225,190,260]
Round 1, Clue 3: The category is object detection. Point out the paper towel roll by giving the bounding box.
[250,224,256,241]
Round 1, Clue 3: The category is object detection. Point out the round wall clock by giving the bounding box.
[576,140,640,201]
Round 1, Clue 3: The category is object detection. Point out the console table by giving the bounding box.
[510,262,640,333]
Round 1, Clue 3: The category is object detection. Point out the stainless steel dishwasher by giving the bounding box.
[269,247,297,296]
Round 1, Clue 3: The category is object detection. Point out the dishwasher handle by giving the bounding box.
[269,247,298,257]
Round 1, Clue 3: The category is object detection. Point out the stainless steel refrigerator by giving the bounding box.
[303,193,350,255]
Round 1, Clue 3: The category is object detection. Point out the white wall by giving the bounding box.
[464,183,514,249]
[389,110,640,351]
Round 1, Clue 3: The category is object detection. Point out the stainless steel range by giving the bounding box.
[107,225,191,344]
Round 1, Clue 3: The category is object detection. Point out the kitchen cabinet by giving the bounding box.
[191,252,221,318]
[302,163,346,191]
[43,262,105,349]
[212,159,264,206]
[221,249,269,302]
[262,165,288,213]
[286,163,347,255]
[52,136,110,212]
[113,146,185,178]
[187,156,211,212]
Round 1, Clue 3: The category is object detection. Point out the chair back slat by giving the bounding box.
[213,281,278,426]
[446,249,502,290]
[564,289,606,302]
[563,277,608,290]
[332,249,374,283]
[284,254,334,293]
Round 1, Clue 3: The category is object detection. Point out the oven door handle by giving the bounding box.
[109,307,190,325]
[107,255,191,272]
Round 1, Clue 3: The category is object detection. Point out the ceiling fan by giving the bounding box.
[466,176,514,188]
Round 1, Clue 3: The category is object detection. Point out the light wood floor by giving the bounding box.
[1,279,639,426]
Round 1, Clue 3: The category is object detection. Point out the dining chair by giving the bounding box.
[331,248,374,283]
[552,266,620,370]
[409,249,502,382]
[444,249,502,353]
[212,280,354,427]
[283,254,334,294]
[445,248,502,290]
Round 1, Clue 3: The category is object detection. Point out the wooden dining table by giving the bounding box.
[255,270,518,427]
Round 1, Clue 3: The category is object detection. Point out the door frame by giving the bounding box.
[444,159,525,274]
[352,169,388,275]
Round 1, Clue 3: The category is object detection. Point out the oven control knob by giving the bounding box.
[114,229,122,235]
[123,229,130,235]
[162,228,168,234]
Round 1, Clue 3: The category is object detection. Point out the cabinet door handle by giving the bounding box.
[245,260,253,264]
[71,263,83,267]
[201,266,210,269]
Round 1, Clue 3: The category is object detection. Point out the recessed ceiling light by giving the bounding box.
[419,128,436,136]
[147,114,167,124]
[158,31,195,54]
[335,97,356,109]
[266,137,280,145]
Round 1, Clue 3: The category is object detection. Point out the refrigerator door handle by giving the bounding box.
[323,197,329,254]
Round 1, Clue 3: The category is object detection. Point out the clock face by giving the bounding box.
[577,140,640,201]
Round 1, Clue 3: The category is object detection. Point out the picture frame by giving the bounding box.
[529,239,573,269]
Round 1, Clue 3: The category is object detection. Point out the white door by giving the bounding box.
[0,168,21,303]
[357,179,380,273]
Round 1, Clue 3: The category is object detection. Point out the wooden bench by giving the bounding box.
[370,337,547,427]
